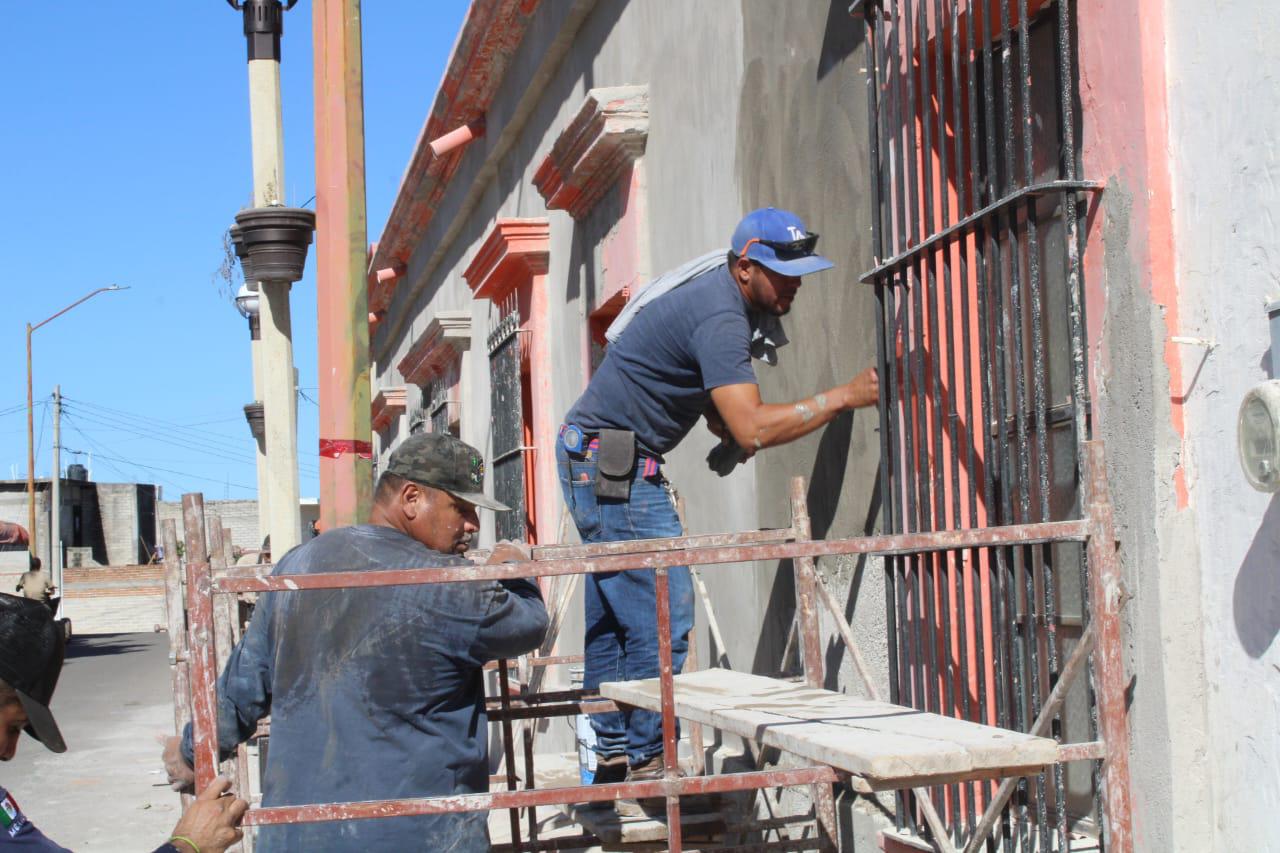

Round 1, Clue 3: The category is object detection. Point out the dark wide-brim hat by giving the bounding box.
[386,433,510,512]
[0,594,66,753]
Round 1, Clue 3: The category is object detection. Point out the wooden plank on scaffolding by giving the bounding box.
[600,668,1058,787]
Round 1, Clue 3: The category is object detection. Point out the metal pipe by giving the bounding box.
[497,660,523,850]
[790,479,839,852]
[182,494,221,792]
[860,181,1101,284]
[655,567,684,851]
[879,3,913,829]
[241,765,844,826]
[216,520,1093,592]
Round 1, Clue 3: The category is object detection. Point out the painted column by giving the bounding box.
[313,0,373,530]
[527,270,558,545]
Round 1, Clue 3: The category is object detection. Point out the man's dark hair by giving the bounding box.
[727,250,740,267]
[28,556,41,572]
[375,471,409,503]
[0,679,16,709]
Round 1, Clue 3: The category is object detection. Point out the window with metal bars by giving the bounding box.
[860,0,1102,849]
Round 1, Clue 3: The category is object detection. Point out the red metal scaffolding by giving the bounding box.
[167,447,1129,852]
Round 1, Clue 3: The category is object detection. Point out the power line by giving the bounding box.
[64,396,268,446]
[61,403,321,477]
[34,400,49,475]
[61,414,186,495]
[62,414,257,494]
[62,396,323,467]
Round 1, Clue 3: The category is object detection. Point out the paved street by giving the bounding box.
[3,632,180,851]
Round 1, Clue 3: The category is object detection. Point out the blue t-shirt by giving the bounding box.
[566,264,758,454]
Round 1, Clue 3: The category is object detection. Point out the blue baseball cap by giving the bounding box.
[731,208,834,276]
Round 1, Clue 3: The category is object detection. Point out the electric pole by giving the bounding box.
[51,386,62,619]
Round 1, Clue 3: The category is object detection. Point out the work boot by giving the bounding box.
[586,753,628,809]
[593,753,628,784]
[614,755,667,818]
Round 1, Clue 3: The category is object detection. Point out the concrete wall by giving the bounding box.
[1165,1,1280,846]
[96,484,158,565]
[1075,0,1217,846]
[155,499,319,558]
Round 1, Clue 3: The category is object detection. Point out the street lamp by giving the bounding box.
[234,283,261,330]
[26,284,129,559]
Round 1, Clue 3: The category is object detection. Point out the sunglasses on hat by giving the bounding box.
[741,231,820,259]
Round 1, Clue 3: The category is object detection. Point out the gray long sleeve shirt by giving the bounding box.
[181,524,548,852]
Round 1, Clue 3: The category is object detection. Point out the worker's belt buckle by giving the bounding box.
[561,423,586,453]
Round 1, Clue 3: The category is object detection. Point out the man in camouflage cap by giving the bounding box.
[164,433,548,852]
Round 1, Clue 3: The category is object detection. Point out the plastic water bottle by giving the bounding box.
[571,667,597,784]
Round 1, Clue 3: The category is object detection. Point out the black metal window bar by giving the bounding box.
[425,361,462,437]
[859,0,1102,850]
[488,297,530,542]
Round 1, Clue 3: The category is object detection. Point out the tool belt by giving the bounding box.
[594,428,636,500]
[561,424,663,500]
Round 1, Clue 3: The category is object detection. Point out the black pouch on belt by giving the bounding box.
[595,428,636,500]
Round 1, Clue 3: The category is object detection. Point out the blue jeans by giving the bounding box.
[556,435,694,765]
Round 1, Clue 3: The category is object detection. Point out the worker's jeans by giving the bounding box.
[556,435,695,766]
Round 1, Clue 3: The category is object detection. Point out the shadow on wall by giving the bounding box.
[1233,493,1280,658]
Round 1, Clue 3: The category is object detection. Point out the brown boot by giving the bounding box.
[592,753,628,785]
[614,756,667,818]
[586,753,628,809]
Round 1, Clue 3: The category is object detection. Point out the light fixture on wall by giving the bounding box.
[1237,300,1280,492]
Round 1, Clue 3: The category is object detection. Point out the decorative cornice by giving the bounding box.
[533,86,649,219]
[462,219,550,301]
[371,386,407,433]
[368,0,542,311]
[397,310,473,386]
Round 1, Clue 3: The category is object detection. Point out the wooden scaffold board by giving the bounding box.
[601,668,1059,791]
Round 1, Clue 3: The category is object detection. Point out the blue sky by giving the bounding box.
[0,1,468,503]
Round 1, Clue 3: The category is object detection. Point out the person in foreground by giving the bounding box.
[163,433,549,852]
[0,593,246,853]
[558,207,880,815]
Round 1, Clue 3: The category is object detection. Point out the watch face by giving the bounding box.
[1239,383,1280,492]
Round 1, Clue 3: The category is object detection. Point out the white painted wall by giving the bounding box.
[1166,1,1280,845]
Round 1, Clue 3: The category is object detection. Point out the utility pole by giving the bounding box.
[231,0,304,555]
[314,0,373,529]
[25,285,126,559]
[51,386,62,619]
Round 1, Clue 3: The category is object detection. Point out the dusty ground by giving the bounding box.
[3,632,180,851]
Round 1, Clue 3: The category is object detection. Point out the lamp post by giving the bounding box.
[228,0,310,557]
[26,285,128,562]
[235,283,271,541]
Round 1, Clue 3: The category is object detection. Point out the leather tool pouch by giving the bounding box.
[595,429,636,500]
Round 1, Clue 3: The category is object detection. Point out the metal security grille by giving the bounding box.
[860,0,1103,849]
[488,309,527,543]
[425,362,460,437]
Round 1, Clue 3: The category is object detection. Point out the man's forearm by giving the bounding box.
[742,384,861,450]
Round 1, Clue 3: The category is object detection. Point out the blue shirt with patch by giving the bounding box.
[566,264,758,454]
[180,525,548,853]
[0,786,178,852]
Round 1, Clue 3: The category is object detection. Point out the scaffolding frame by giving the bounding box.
[171,441,1127,853]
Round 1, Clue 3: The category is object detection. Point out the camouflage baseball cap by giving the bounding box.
[386,433,509,512]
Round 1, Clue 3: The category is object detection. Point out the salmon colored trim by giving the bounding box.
[1078,0,1188,508]
[371,386,407,434]
[463,219,557,545]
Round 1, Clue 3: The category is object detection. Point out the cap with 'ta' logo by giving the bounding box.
[731,207,834,277]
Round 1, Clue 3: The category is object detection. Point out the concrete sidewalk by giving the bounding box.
[3,632,180,851]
